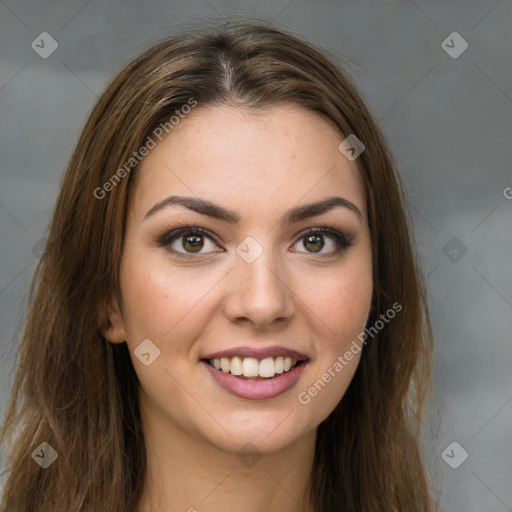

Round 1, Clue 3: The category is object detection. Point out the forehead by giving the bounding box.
[130,104,366,222]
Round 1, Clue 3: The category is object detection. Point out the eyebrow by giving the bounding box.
[144,195,364,224]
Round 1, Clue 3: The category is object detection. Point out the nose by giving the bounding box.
[222,245,295,329]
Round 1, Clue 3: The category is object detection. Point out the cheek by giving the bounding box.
[307,264,373,347]
[119,252,222,344]
[335,271,372,337]
[295,261,372,415]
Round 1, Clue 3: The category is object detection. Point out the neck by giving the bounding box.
[136,395,317,512]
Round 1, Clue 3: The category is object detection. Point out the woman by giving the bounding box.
[0,20,435,511]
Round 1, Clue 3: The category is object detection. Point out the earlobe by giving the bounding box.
[103,325,126,344]
[102,296,127,344]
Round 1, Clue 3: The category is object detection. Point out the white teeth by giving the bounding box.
[275,356,284,374]
[259,357,276,378]
[230,356,243,376]
[242,357,259,377]
[208,356,299,378]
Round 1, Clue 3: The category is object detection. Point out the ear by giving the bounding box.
[102,295,128,344]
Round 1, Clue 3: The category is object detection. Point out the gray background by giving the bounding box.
[1,1,511,510]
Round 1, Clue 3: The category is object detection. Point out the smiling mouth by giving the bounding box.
[204,356,306,380]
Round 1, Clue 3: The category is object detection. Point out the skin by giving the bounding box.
[104,104,373,512]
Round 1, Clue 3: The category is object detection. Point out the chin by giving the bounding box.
[197,411,314,456]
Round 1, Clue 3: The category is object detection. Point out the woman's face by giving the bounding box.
[107,104,373,454]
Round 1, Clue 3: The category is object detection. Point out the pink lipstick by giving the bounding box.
[201,345,309,400]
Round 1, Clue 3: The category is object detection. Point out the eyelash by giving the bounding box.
[157,223,354,258]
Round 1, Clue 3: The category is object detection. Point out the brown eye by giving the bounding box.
[182,234,204,253]
[303,234,324,253]
[158,226,222,256]
[292,227,353,256]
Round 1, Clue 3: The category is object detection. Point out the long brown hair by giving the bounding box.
[0,19,435,511]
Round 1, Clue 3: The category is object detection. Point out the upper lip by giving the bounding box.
[201,345,309,361]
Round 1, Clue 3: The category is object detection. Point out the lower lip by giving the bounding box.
[202,360,308,400]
